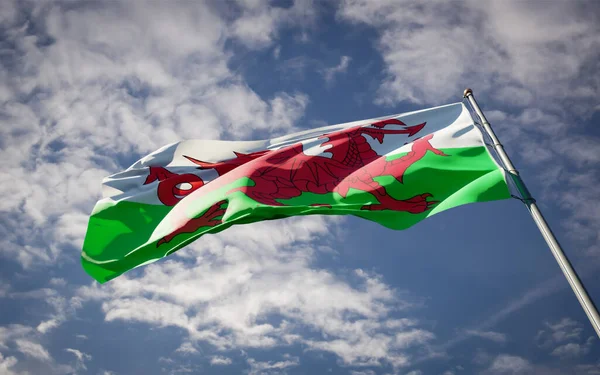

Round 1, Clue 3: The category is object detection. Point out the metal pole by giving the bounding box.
[463,88,600,338]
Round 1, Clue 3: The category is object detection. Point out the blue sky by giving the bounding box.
[1,1,599,374]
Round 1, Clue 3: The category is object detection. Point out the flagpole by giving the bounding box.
[463,88,600,338]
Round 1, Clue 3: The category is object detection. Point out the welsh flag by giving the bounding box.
[83,103,510,283]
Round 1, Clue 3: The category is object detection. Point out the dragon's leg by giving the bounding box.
[361,191,436,213]
[157,200,227,246]
[228,178,303,206]
[385,134,448,184]
[344,174,436,214]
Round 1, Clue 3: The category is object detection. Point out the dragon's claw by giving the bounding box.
[361,193,436,213]
[404,193,432,202]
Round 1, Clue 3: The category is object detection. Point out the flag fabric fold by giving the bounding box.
[82,103,510,283]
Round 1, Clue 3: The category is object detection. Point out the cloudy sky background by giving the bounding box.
[1,0,599,374]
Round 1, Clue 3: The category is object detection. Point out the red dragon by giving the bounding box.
[145,119,448,245]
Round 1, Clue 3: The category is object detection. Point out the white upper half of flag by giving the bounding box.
[100,102,490,206]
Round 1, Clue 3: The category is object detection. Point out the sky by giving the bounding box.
[0,0,599,374]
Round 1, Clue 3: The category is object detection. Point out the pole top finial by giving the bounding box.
[463,88,473,98]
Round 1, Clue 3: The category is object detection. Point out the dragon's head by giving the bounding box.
[357,118,426,144]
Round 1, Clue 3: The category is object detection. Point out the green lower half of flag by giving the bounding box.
[82,146,510,283]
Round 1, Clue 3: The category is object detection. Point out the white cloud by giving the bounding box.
[0,353,19,375]
[486,354,531,374]
[49,278,67,287]
[65,348,92,371]
[547,318,583,343]
[464,330,507,344]
[205,85,309,138]
[551,339,594,359]
[210,356,233,366]
[247,356,299,375]
[5,287,81,334]
[229,0,317,49]
[36,320,60,335]
[536,318,581,347]
[15,339,51,362]
[78,216,434,368]
[435,274,566,356]
[0,284,9,298]
[0,325,71,374]
[0,325,35,350]
[1,332,61,375]
[67,349,89,362]
[338,0,600,108]
[536,318,595,359]
[102,298,190,329]
[575,364,600,375]
[36,296,70,334]
[322,56,352,84]
[175,342,198,355]
[480,351,600,375]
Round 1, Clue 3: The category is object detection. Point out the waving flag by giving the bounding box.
[82,103,510,282]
